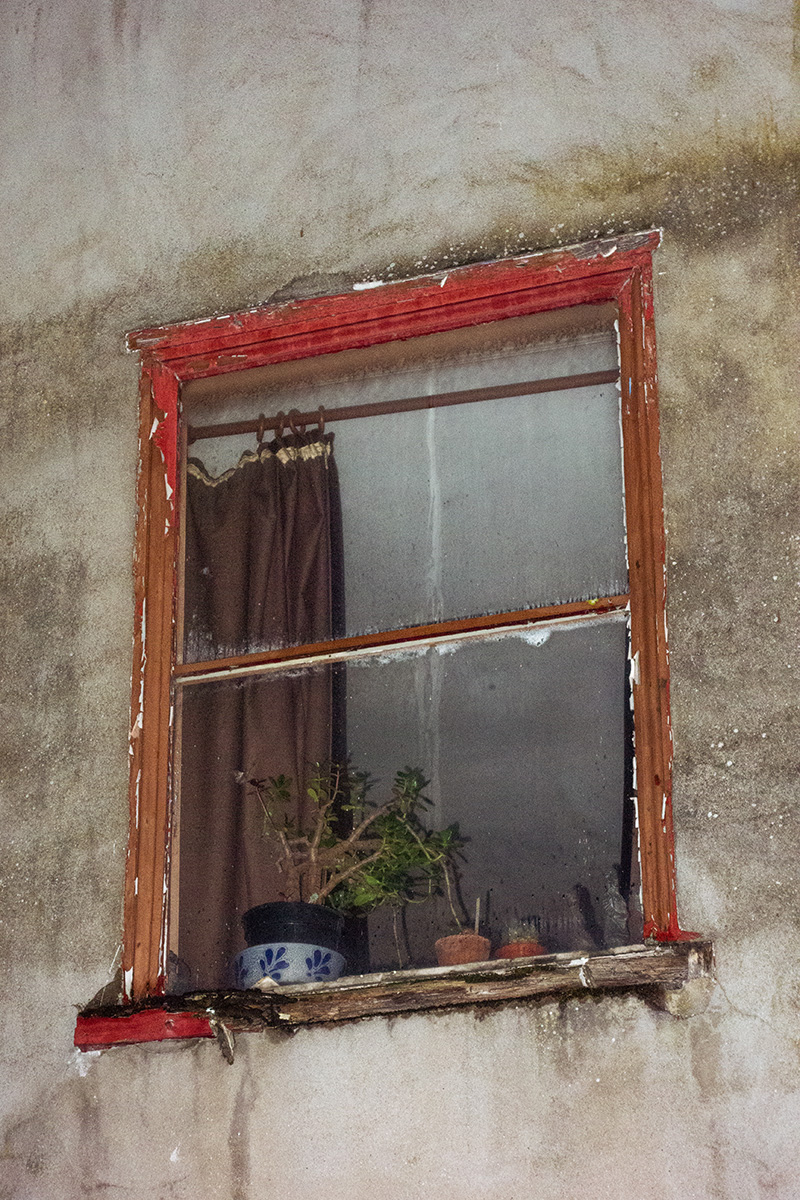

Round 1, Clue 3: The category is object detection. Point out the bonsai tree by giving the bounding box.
[237,762,463,917]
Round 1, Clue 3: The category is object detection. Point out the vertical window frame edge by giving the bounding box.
[617,263,697,944]
[124,360,181,999]
[123,233,692,1004]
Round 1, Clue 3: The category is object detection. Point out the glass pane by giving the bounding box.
[181,308,626,661]
[345,617,639,967]
[172,615,640,989]
[336,382,626,636]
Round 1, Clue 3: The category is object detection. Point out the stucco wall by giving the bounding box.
[2,2,799,1197]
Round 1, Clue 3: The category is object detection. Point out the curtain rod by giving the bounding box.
[187,368,620,444]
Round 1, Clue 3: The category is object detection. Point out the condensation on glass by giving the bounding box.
[172,303,640,988]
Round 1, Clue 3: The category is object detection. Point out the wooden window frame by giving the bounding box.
[122,229,695,1004]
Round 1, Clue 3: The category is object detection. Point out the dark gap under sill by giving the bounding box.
[74,940,713,1052]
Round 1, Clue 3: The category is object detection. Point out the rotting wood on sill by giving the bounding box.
[75,940,713,1052]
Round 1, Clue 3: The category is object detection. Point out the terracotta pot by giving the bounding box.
[495,940,545,960]
[435,933,492,966]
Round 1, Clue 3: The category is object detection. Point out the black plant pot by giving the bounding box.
[242,901,344,953]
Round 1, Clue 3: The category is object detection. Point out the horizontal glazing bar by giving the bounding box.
[173,596,630,686]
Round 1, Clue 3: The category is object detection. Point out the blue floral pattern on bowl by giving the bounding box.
[305,948,334,981]
[232,942,346,988]
[259,945,289,981]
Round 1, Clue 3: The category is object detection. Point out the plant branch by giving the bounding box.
[315,845,387,901]
[341,795,400,848]
[250,785,292,861]
[309,762,342,852]
[442,863,462,930]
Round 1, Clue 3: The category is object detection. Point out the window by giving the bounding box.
[123,231,692,1002]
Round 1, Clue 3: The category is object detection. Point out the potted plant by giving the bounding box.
[495,919,545,960]
[434,897,492,967]
[233,763,462,987]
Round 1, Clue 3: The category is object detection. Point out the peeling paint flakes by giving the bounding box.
[630,649,640,686]
[170,1148,180,1164]
[353,280,385,291]
[149,417,160,440]
[67,1048,101,1077]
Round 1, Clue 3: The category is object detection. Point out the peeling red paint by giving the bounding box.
[148,362,180,523]
[645,917,701,942]
[74,1008,214,1051]
[644,788,700,942]
[127,231,662,361]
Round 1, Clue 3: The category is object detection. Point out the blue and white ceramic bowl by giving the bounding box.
[233,941,346,988]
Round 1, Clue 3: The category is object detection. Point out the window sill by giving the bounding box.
[75,939,713,1052]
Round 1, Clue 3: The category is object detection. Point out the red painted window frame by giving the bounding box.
[120,229,694,1007]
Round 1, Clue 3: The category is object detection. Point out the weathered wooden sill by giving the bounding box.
[75,940,713,1052]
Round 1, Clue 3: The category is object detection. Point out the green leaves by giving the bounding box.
[240,761,464,913]
[326,767,463,915]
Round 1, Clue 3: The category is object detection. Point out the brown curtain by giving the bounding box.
[176,434,342,989]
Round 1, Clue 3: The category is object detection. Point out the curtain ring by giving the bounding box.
[316,405,326,437]
[287,409,304,441]
[271,411,287,448]
[256,413,267,450]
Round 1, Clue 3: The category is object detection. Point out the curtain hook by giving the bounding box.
[316,405,326,437]
[256,413,267,451]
